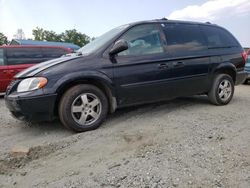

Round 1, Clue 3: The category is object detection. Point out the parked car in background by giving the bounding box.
[5,19,247,132]
[244,49,250,84]
[244,47,249,52]
[10,39,81,52]
[0,45,72,93]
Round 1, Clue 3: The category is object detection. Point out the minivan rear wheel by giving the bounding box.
[59,84,108,132]
[208,74,234,105]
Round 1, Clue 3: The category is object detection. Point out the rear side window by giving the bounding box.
[0,49,4,65]
[7,48,43,58]
[161,23,207,55]
[200,25,239,48]
[42,48,68,58]
[6,48,43,65]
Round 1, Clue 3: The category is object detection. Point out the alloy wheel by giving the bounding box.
[71,93,102,126]
[218,79,232,102]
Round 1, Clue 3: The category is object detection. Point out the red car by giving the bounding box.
[0,45,72,93]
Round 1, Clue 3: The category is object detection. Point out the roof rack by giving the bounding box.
[154,18,168,21]
[205,22,211,24]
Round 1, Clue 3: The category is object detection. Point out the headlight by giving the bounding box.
[17,77,48,92]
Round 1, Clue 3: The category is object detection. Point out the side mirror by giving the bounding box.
[109,39,128,56]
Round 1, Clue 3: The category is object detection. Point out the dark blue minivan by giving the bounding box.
[5,19,247,132]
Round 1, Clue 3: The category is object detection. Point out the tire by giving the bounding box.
[208,74,234,105]
[59,84,108,132]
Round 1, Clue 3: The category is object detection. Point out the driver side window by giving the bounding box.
[118,24,164,56]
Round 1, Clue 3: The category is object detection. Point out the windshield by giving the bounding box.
[78,24,130,55]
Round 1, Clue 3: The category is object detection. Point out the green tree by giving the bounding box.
[43,30,62,42]
[62,29,90,47]
[0,32,8,45]
[32,27,90,47]
[32,27,62,42]
[32,27,45,41]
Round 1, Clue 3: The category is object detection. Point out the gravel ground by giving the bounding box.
[0,85,249,188]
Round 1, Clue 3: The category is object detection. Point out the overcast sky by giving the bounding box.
[0,0,250,46]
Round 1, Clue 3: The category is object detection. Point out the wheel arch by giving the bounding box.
[213,63,237,83]
[54,72,117,115]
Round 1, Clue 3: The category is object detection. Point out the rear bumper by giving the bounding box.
[235,71,248,85]
[5,94,57,122]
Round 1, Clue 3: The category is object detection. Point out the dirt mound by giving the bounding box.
[0,137,80,175]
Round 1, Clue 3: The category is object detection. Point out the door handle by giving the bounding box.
[3,70,8,73]
[173,62,185,67]
[158,63,169,69]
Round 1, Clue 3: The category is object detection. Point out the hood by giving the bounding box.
[15,55,80,78]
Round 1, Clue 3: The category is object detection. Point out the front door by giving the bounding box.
[113,24,173,106]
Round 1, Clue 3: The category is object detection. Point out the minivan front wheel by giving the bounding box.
[59,84,108,132]
[208,74,234,105]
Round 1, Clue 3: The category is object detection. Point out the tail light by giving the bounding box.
[242,51,247,65]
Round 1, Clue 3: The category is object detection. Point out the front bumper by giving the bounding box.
[5,94,57,122]
[235,70,248,85]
